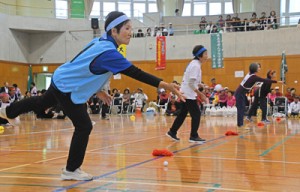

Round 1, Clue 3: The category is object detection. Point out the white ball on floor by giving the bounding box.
[163,161,168,166]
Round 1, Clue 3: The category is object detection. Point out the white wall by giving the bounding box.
[0,12,299,64]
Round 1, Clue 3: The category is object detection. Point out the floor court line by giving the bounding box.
[53,135,227,192]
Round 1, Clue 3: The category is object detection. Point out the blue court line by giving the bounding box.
[259,134,295,157]
[53,135,226,192]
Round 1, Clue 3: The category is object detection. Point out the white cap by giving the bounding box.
[160,88,165,92]
[275,86,279,89]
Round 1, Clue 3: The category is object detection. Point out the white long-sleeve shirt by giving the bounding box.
[288,101,300,114]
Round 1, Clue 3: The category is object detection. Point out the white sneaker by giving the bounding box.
[61,168,93,181]
[0,108,20,126]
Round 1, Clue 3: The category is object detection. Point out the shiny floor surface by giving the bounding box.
[0,113,300,192]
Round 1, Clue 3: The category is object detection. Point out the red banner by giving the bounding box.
[156,36,166,70]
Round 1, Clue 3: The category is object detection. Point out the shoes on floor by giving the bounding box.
[189,137,206,143]
[166,131,180,141]
[61,168,93,181]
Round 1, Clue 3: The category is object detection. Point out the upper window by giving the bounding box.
[281,0,300,25]
[183,0,233,16]
[55,0,68,19]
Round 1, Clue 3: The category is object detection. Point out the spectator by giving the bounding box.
[274,86,283,96]
[175,9,179,16]
[227,91,236,107]
[217,15,225,28]
[162,28,168,36]
[205,21,213,33]
[135,29,144,38]
[241,18,249,31]
[168,23,174,36]
[268,10,278,29]
[30,82,37,96]
[259,12,268,30]
[0,82,9,94]
[232,13,242,31]
[158,88,169,105]
[210,25,219,33]
[249,18,259,31]
[134,88,148,112]
[166,95,181,116]
[288,96,300,116]
[210,78,217,88]
[218,89,228,108]
[146,27,152,37]
[199,17,207,29]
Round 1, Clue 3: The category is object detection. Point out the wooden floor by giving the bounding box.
[0,113,300,192]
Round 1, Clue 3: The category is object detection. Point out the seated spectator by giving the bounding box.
[218,89,228,108]
[12,84,22,98]
[217,15,225,28]
[8,87,19,103]
[205,21,213,33]
[162,28,168,36]
[259,12,268,30]
[199,16,207,29]
[0,93,10,125]
[241,18,249,31]
[30,82,37,96]
[210,25,219,33]
[122,88,131,113]
[232,13,242,31]
[288,96,300,117]
[24,91,31,99]
[88,94,100,114]
[227,91,236,107]
[274,86,283,96]
[268,10,278,29]
[249,18,259,31]
[158,88,169,105]
[146,27,152,37]
[0,82,9,94]
[135,29,144,38]
[211,78,217,88]
[133,88,148,112]
[267,88,277,107]
[285,87,293,103]
[166,95,181,116]
[168,23,174,36]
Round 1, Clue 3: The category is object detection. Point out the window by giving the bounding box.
[184,0,234,16]
[224,2,233,14]
[118,2,131,17]
[194,2,206,16]
[103,2,116,18]
[55,0,68,19]
[289,0,299,13]
[133,3,145,19]
[148,3,157,12]
[182,2,191,16]
[280,0,300,25]
[90,2,100,18]
[209,3,221,15]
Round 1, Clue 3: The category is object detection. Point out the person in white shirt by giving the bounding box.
[133,88,148,112]
[288,96,300,116]
[166,45,208,143]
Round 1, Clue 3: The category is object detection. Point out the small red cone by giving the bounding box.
[152,149,174,156]
[257,122,264,127]
[225,130,239,136]
[276,117,281,122]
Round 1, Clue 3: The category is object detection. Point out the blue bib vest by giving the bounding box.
[52,38,115,104]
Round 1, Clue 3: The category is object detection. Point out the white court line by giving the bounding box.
[0,164,31,172]
[0,175,61,180]
[0,127,74,137]
[93,179,264,192]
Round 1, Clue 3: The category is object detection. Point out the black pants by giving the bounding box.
[6,83,93,171]
[169,99,201,138]
[235,91,246,127]
[101,103,108,117]
[247,96,268,120]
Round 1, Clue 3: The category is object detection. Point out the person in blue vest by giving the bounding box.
[0,11,185,181]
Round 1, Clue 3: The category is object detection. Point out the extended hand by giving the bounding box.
[96,91,112,105]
